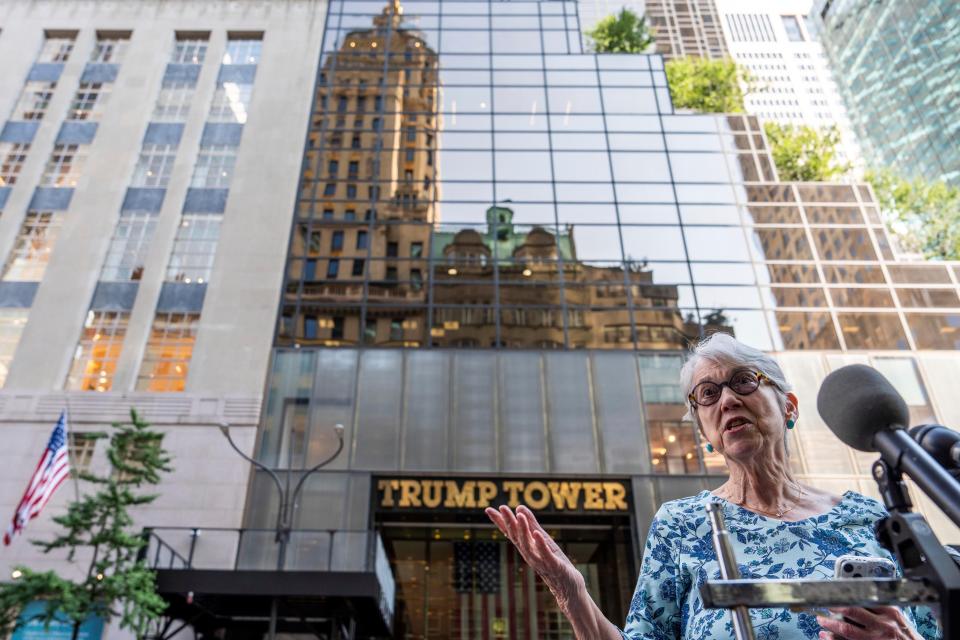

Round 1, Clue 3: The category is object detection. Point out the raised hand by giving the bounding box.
[484,504,586,612]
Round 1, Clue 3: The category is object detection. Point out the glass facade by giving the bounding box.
[277,0,960,354]
[813,0,960,186]
[250,0,960,635]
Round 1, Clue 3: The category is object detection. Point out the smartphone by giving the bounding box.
[833,555,896,579]
[818,556,898,637]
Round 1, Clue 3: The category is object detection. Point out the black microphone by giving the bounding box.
[909,425,960,475]
[817,364,960,527]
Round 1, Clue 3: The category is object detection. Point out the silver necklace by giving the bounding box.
[735,484,806,519]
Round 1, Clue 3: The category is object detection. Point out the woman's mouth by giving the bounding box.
[724,418,752,435]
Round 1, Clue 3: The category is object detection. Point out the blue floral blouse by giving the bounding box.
[620,490,942,640]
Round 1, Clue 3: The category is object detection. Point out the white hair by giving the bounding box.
[680,332,793,428]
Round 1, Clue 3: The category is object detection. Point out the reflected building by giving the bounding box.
[645,0,728,60]
[2,1,959,639]
[284,0,439,347]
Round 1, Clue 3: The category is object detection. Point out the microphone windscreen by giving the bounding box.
[816,364,910,452]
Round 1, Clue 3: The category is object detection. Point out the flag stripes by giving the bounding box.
[4,412,70,545]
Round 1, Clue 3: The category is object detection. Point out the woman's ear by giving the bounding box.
[785,392,799,419]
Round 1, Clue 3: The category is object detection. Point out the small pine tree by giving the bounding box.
[0,410,172,640]
[584,8,655,53]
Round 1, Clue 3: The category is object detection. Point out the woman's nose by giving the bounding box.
[718,385,744,410]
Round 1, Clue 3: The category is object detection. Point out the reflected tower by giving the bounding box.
[282,0,439,347]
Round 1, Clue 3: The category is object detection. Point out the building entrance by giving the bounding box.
[380,522,634,640]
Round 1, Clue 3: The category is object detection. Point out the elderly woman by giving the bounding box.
[486,333,942,640]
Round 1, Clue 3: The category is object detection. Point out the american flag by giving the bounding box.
[4,412,71,546]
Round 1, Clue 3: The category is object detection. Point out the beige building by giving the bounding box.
[0,2,325,629]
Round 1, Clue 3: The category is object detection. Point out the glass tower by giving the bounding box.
[812,0,960,185]
[247,0,960,635]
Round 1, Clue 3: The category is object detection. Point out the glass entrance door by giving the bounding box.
[382,524,634,640]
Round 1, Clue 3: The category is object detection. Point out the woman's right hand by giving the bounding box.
[484,504,586,612]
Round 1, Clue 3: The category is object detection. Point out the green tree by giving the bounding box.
[866,168,960,260]
[0,410,172,640]
[763,122,851,182]
[584,8,655,53]
[664,56,750,113]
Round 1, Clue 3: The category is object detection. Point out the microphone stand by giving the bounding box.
[871,457,960,639]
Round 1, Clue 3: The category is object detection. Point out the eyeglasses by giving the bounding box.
[688,370,771,407]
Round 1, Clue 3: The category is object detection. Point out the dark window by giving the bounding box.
[351,135,361,149]
[356,230,368,249]
[331,231,344,251]
[332,316,344,340]
[426,150,433,166]
[344,209,356,221]
[374,96,382,111]
[404,169,413,181]
[406,126,416,142]
[372,117,381,131]
[304,259,317,280]
[365,208,376,221]
[323,183,336,196]
[348,161,359,178]
[364,318,376,342]
[304,315,318,339]
[357,96,366,112]
[337,95,347,112]
[390,319,403,340]
[411,269,423,291]
[386,266,398,281]
[426,134,433,147]
[405,149,415,162]
[387,242,399,257]
[352,258,365,276]
[328,160,338,176]
[327,258,339,278]
[322,209,334,220]
[411,242,423,258]
[369,185,381,199]
[346,184,357,199]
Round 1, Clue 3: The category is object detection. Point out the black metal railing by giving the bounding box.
[141,527,391,578]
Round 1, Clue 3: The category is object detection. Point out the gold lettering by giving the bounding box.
[378,479,400,507]
[547,482,582,510]
[503,481,525,508]
[399,479,422,507]
[603,482,628,510]
[476,481,497,508]
[422,480,444,508]
[523,481,550,509]
[444,480,476,508]
[583,482,604,509]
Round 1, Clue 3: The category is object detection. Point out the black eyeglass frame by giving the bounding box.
[687,369,774,408]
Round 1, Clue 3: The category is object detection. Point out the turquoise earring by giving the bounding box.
[786,419,796,430]
[705,443,715,453]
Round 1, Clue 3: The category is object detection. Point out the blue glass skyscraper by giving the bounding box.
[812,0,960,185]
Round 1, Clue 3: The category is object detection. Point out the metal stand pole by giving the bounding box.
[706,502,756,640]
[268,596,278,640]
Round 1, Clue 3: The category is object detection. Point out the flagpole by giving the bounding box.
[64,397,80,502]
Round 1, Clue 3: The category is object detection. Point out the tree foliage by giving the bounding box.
[866,168,960,260]
[763,122,851,182]
[584,8,654,53]
[0,410,172,640]
[664,56,750,113]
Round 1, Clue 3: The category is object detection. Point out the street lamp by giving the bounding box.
[218,421,345,570]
